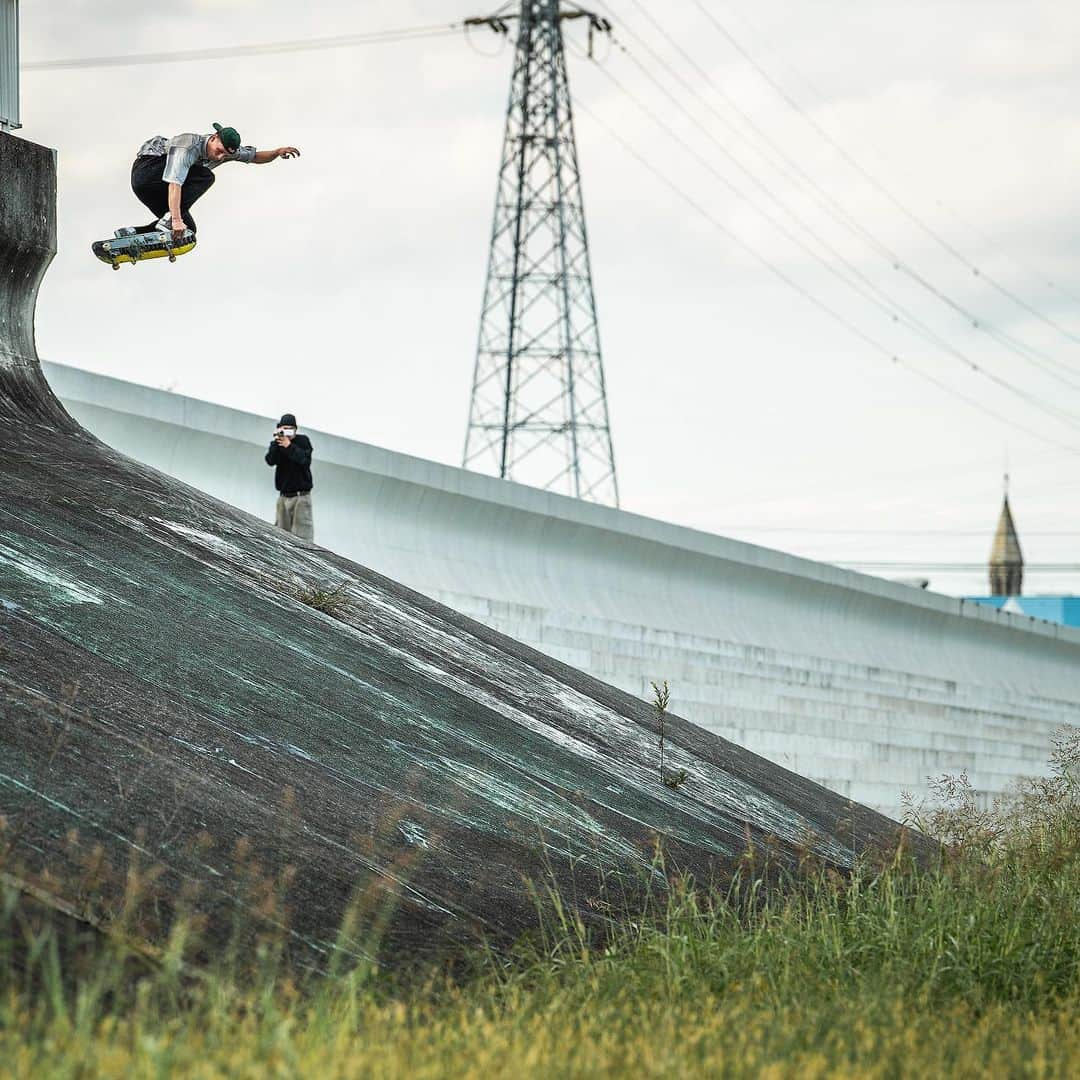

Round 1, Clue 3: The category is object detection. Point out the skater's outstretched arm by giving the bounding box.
[253,146,301,164]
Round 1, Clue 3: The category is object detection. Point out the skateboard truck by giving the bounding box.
[100,239,121,270]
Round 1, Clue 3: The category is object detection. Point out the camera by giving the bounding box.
[273,426,297,440]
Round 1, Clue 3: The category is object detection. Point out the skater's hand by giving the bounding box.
[171,219,186,241]
[277,146,300,160]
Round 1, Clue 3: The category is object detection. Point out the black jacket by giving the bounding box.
[265,433,314,493]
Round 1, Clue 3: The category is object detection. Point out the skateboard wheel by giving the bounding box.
[168,253,176,263]
[111,263,119,271]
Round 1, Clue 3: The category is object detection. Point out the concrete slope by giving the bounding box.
[39,371,1080,818]
[0,133,908,966]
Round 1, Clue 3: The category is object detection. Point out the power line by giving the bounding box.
[575,98,1080,455]
[588,31,931,341]
[582,52,1080,439]
[687,0,1080,353]
[603,1,1080,397]
[573,101,889,360]
[932,197,1080,317]
[22,22,464,70]
[716,0,1080,329]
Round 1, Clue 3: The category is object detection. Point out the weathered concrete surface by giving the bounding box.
[0,133,911,965]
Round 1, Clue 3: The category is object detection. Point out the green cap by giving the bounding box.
[212,122,241,152]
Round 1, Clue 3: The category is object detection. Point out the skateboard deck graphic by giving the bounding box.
[92,228,196,270]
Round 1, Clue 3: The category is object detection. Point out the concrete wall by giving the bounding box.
[44,360,1080,819]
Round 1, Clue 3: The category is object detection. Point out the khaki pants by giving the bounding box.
[274,492,314,541]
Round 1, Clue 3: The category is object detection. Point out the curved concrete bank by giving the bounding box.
[43,364,1080,819]
[0,132,911,964]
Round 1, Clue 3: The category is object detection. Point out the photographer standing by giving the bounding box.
[265,413,314,541]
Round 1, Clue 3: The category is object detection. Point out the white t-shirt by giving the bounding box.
[136,133,257,185]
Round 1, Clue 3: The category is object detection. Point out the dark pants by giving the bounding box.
[130,155,215,234]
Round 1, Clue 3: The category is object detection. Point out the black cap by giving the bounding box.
[212,122,242,152]
[278,413,297,427]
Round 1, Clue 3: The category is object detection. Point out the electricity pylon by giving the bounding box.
[463,1,619,506]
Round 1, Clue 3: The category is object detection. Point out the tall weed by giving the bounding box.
[1,727,1077,1077]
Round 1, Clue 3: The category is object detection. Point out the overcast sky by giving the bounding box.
[17,0,1080,596]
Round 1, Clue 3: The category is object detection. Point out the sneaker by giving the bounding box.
[155,213,172,234]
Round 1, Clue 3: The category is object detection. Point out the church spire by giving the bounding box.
[989,475,1023,596]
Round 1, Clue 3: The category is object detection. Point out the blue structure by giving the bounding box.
[967,596,1080,629]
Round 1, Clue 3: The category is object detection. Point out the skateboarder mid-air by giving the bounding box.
[94,123,300,268]
[131,123,300,240]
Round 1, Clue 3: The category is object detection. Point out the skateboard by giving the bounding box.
[92,227,196,270]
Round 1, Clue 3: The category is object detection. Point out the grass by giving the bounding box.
[1,728,1077,1078]
[291,579,351,618]
[651,679,688,791]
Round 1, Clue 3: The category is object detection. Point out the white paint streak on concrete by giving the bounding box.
[398,820,429,848]
[0,539,104,605]
[154,519,244,559]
